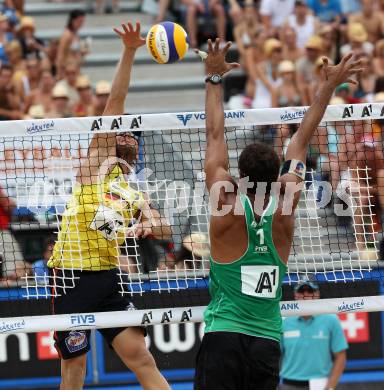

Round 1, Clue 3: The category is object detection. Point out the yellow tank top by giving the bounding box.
[48,165,144,270]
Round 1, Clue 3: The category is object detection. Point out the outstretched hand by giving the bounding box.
[114,22,146,50]
[195,38,240,76]
[320,53,364,87]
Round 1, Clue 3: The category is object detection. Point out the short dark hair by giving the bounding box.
[67,9,86,30]
[238,142,280,195]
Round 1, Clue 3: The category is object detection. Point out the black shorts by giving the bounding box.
[194,332,281,390]
[51,268,138,360]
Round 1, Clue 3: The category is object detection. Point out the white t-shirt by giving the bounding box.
[288,14,316,49]
[260,0,295,27]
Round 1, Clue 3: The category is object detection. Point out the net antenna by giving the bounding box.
[1,103,384,334]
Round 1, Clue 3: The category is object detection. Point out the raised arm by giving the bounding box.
[279,54,363,207]
[77,22,145,185]
[198,39,239,194]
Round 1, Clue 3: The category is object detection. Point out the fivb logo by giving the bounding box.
[70,314,96,327]
[177,111,246,126]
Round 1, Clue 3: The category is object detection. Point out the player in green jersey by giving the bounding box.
[194,39,363,390]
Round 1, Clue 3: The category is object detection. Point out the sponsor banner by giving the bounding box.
[0,104,383,138]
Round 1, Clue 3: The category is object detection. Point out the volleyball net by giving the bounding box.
[1,103,384,334]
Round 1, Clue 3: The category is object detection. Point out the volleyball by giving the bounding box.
[146,22,189,64]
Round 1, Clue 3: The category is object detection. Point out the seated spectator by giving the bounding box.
[14,57,42,105]
[349,0,384,44]
[354,54,376,101]
[25,70,55,113]
[32,238,55,285]
[55,61,80,105]
[296,35,323,105]
[26,104,45,119]
[259,0,295,34]
[0,64,22,120]
[47,84,72,118]
[251,38,282,108]
[280,26,303,63]
[318,24,337,63]
[17,16,45,59]
[73,75,95,116]
[182,0,226,48]
[373,40,384,77]
[340,23,374,57]
[286,0,320,50]
[276,60,302,108]
[56,9,87,78]
[92,0,120,13]
[93,80,111,116]
[0,185,26,280]
[307,0,342,24]
[43,38,59,76]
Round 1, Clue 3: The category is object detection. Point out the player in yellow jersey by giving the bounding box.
[48,22,171,390]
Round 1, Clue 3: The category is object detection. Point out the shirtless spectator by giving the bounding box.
[373,40,384,77]
[349,0,384,44]
[14,57,41,106]
[0,64,22,120]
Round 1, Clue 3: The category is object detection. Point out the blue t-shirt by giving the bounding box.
[281,314,348,380]
[32,259,49,284]
[307,0,342,22]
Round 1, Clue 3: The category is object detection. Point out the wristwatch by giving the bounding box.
[205,74,222,85]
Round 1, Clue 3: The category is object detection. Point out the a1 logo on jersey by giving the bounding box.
[241,265,279,298]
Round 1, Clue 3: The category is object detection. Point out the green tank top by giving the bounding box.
[204,193,287,342]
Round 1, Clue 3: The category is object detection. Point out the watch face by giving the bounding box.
[211,75,221,83]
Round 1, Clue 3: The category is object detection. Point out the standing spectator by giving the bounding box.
[276,60,302,107]
[0,186,25,280]
[307,0,342,24]
[349,0,384,44]
[56,9,86,78]
[47,84,72,118]
[0,64,22,120]
[93,80,111,116]
[286,0,319,50]
[259,0,295,33]
[17,16,45,59]
[340,23,374,57]
[182,0,226,49]
[73,75,95,116]
[280,26,303,63]
[280,278,348,390]
[296,35,323,104]
[25,70,55,113]
[55,61,80,105]
[252,38,282,108]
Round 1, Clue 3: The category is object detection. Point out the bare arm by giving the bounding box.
[76,22,145,185]
[279,54,363,208]
[326,350,347,389]
[198,40,239,195]
[56,30,72,79]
